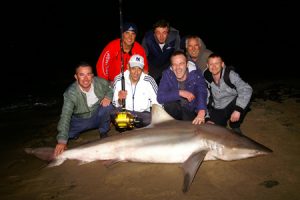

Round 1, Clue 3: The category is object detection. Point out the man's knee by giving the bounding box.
[98,104,113,116]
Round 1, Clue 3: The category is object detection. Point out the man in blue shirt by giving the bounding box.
[157,51,207,124]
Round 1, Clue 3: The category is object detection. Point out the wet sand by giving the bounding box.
[1,81,300,200]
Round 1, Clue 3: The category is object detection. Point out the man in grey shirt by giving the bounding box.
[185,35,213,73]
[204,53,252,135]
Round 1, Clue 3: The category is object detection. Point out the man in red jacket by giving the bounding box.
[96,22,148,83]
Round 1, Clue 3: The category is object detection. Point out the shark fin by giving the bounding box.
[150,104,174,125]
[47,158,66,167]
[181,150,208,193]
[24,147,55,161]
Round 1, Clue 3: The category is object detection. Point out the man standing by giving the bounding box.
[157,51,207,124]
[96,22,148,83]
[142,19,181,85]
[54,62,113,156]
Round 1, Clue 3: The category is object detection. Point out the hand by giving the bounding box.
[54,143,67,157]
[192,110,206,125]
[118,90,127,100]
[179,90,195,102]
[230,111,241,122]
[100,97,111,107]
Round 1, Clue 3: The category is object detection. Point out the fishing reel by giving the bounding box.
[114,111,143,132]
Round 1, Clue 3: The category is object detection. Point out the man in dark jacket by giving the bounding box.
[142,19,181,85]
[157,51,207,124]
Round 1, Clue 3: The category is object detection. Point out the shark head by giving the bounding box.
[198,124,273,161]
[221,134,273,161]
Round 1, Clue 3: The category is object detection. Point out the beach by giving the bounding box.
[1,79,300,200]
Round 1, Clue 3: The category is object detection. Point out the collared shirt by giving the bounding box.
[79,83,99,107]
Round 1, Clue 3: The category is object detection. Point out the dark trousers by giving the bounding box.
[163,101,196,121]
[68,104,113,138]
[208,99,250,128]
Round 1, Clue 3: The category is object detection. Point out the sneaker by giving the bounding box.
[232,127,243,135]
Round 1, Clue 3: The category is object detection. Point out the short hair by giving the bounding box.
[185,35,202,49]
[75,61,92,73]
[208,53,223,61]
[153,19,170,32]
[170,50,187,61]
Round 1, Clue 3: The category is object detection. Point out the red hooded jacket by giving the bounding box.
[96,39,148,82]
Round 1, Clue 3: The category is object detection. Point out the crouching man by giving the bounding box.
[54,62,113,156]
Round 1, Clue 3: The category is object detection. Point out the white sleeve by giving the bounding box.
[112,79,122,107]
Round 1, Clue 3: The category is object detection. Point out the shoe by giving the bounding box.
[232,127,243,135]
[69,136,79,140]
[100,133,108,139]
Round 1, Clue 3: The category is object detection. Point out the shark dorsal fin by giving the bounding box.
[150,104,174,125]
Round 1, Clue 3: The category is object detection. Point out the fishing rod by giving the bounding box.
[114,0,140,131]
[119,0,126,110]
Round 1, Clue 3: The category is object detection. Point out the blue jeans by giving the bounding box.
[68,104,113,138]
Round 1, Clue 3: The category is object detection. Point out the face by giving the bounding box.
[207,57,224,76]
[129,66,143,83]
[122,31,136,46]
[186,38,201,59]
[74,66,94,91]
[171,54,188,81]
[154,27,169,44]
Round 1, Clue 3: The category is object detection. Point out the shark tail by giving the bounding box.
[24,147,55,161]
[24,147,67,167]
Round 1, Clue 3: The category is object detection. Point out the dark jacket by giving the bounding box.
[142,27,181,81]
[157,63,207,112]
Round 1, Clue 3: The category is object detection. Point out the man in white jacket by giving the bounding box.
[112,54,160,127]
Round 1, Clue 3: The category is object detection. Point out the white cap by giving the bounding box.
[129,54,144,69]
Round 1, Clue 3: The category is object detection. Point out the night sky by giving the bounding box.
[3,1,298,98]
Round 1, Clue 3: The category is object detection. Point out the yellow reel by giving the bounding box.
[114,111,136,130]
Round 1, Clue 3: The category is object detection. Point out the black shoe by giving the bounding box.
[100,133,108,139]
[69,136,79,140]
[232,127,243,135]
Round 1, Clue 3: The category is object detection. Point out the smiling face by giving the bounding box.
[207,56,224,76]
[122,31,136,48]
[74,65,94,92]
[171,54,188,81]
[186,38,201,60]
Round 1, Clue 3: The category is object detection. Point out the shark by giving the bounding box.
[25,104,272,192]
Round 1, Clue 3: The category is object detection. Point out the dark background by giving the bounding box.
[3,1,298,104]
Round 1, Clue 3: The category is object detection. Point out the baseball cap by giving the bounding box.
[123,22,138,34]
[129,54,144,69]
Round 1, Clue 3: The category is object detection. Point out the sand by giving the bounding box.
[1,81,300,200]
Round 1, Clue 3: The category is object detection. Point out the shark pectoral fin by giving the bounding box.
[47,158,66,167]
[181,150,208,193]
